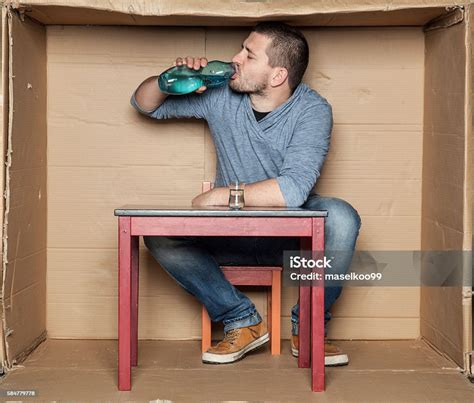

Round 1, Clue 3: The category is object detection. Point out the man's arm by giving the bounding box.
[192,178,286,207]
[192,101,333,208]
[131,56,209,115]
[134,75,168,113]
[275,102,333,207]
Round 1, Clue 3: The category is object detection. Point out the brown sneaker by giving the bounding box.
[202,322,269,364]
[291,335,349,366]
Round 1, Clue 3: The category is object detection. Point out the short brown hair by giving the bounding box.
[252,22,309,91]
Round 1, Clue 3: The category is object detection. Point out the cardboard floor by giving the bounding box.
[0,339,472,402]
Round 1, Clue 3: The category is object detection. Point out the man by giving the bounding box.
[131,22,361,366]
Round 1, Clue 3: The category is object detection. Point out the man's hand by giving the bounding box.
[191,179,287,207]
[191,187,228,207]
[174,56,208,93]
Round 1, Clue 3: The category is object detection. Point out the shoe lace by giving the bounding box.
[221,328,240,345]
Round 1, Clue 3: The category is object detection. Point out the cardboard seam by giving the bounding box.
[420,317,463,362]
[420,330,462,367]
[8,331,46,366]
[422,216,466,238]
[4,279,42,303]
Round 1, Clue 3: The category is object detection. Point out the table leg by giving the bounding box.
[118,216,132,391]
[131,235,139,367]
[299,237,311,368]
[311,217,325,392]
[271,270,281,355]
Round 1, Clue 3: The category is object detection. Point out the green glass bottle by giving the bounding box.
[158,60,235,95]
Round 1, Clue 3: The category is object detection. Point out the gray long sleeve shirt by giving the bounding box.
[130,82,333,207]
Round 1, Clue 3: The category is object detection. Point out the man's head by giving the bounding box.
[230,22,309,95]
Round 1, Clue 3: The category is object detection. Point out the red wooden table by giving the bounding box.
[114,205,327,392]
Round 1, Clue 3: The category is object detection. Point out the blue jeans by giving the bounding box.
[144,194,361,334]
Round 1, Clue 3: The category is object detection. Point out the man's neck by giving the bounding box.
[249,87,293,112]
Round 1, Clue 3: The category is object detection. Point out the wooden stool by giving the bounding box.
[201,266,282,355]
[200,181,282,355]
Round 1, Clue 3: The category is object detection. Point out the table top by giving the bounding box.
[114,205,327,217]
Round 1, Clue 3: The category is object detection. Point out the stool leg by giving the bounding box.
[271,271,281,355]
[131,236,139,367]
[267,289,272,336]
[202,306,212,352]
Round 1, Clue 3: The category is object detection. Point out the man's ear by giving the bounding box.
[270,67,288,87]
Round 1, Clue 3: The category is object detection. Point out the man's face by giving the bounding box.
[230,32,273,94]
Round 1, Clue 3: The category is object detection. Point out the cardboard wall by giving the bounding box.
[420,13,470,367]
[7,0,454,26]
[46,25,424,340]
[3,11,47,366]
[21,5,449,27]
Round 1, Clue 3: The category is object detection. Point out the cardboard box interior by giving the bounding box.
[0,0,472,377]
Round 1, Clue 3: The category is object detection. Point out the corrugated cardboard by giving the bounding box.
[469,3,474,377]
[8,0,461,13]
[0,0,471,380]
[14,6,452,27]
[45,25,423,343]
[420,7,471,368]
[0,6,8,368]
[1,339,472,401]
[1,8,47,370]
[0,14,5,242]
[5,0,461,28]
